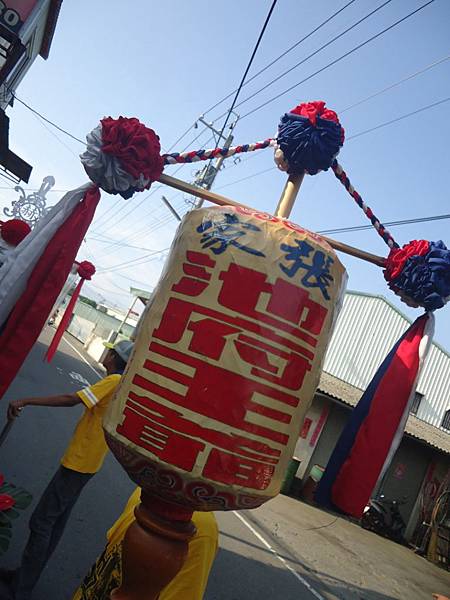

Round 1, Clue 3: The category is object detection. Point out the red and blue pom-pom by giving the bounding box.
[275,101,345,176]
[384,240,450,310]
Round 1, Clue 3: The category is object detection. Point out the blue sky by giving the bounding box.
[2,0,450,344]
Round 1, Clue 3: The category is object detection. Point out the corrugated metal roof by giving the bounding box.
[318,371,450,455]
[323,291,450,430]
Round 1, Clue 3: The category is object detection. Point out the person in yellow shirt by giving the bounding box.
[3,340,133,600]
[72,488,218,600]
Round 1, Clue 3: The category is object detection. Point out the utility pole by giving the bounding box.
[109,295,139,344]
[162,112,240,216]
[193,113,239,208]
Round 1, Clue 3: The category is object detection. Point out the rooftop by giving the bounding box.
[318,370,450,455]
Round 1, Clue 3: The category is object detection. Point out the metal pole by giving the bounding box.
[118,296,139,335]
[162,196,182,221]
[196,128,235,209]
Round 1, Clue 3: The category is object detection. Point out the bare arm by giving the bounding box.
[8,393,81,420]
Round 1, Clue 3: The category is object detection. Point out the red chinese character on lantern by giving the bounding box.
[117,251,329,491]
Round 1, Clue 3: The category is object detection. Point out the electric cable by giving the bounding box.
[10,90,86,145]
[215,0,394,120]
[212,0,279,149]
[240,0,436,120]
[318,213,450,236]
[203,0,359,116]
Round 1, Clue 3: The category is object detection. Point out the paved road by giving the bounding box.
[3,329,448,600]
[0,328,322,600]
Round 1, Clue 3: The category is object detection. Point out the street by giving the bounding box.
[0,329,449,599]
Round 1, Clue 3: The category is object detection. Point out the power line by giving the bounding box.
[85,282,131,297]
[10,90,86,145]
[216,166,275,190]
[166,123,195,153]
[113,271,155,288]
[95,92,450,259]
[318,213,450,236]
[9,92,208,233]
[216,0,393,120]
[213,0,279,146]
[339,54,450,113]
[27,106,80,158]
[98,247,170,274]
[347,96,450,140]
[204,0,358,116]
[98,211,450,276]
[208,95,450,193]
[11,1,358,160]
[241,0,436,119]
[87,235,158,252]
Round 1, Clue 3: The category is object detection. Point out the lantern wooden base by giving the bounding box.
[111,496,196,600]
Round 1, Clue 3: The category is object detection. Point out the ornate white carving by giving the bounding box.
[4,176,55,227]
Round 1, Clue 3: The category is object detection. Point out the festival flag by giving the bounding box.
[0,116,163,400]
[315,312,434,518]
[0,187,100,399]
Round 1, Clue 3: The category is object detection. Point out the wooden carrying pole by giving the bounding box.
[274,173,305,219]
[159,173,387,268]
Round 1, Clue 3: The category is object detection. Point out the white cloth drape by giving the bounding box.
[0,183,91,329]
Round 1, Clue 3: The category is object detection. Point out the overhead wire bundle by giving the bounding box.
[8,0,445,295]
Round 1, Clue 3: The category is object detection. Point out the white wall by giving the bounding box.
[293,395,331,478]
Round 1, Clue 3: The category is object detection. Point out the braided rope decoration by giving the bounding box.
[162,139,274,165]
[331,159,399,250]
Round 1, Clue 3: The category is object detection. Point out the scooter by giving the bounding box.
[361,494,407,543]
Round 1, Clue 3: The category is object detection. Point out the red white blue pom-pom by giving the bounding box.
[384,240,450,310]
[80,117,164,199]
[275,101,345,176]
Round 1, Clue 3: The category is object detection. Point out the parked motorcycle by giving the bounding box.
[361,494,407,543]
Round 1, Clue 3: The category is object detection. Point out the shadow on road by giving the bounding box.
[206,547,400,600]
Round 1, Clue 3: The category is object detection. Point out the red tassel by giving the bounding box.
[45,278,85,362]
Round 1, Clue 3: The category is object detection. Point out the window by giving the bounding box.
[0,24,25,86]
[442,409,450,431]
[410,391,424,416]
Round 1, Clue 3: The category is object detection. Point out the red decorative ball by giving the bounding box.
[384,240,430,282]
[0,219,31,246]
[101,116,164,185]
[77,260,96,280]
[290,100,344,142]
[0,493,15,511]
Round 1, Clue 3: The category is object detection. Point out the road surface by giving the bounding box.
[0,328,325,599]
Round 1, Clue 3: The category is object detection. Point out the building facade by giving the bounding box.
[323,291,450,430]
[0,0,62,181]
